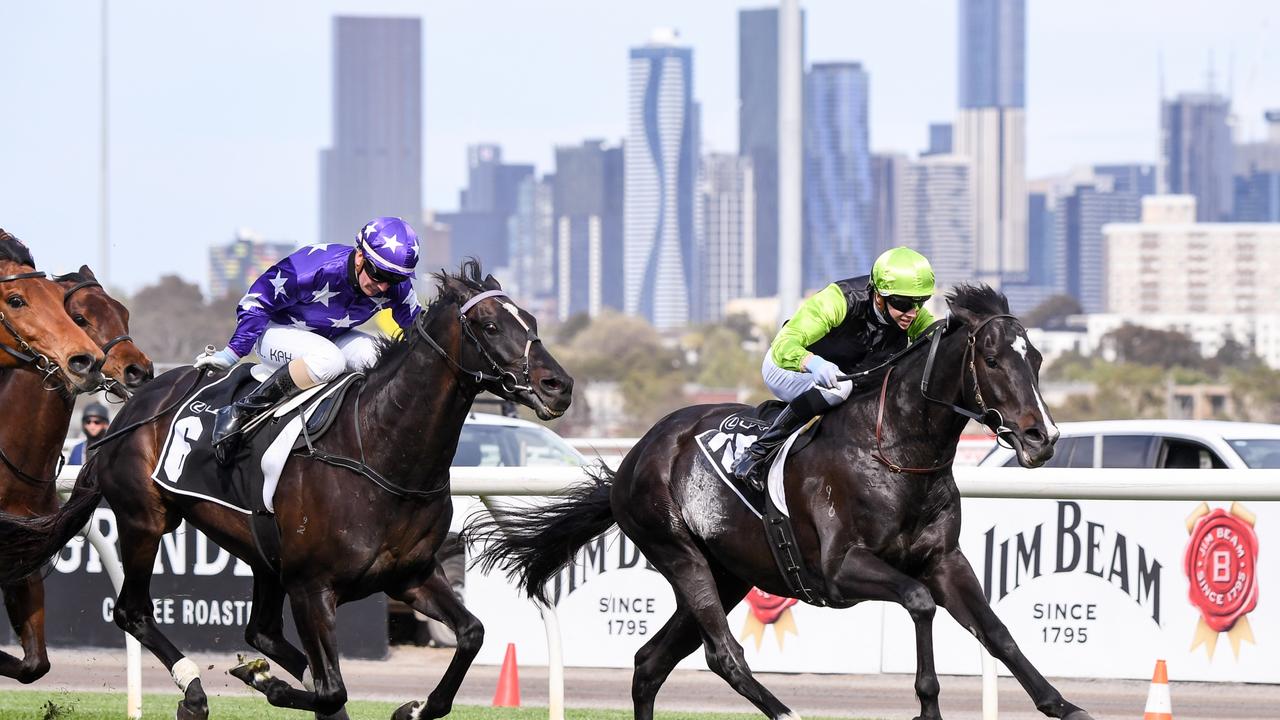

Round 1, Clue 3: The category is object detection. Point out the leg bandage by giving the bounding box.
[171,657,200,692]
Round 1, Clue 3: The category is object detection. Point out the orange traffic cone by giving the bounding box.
[492,642,521,707]
[1142,659,1172,720]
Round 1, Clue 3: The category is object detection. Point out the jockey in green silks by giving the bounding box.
[732,247,937,490]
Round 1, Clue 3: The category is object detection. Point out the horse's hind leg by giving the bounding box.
[0,576,51,682]
[925,551,1094,720]
[387,564,484,720]
[632,571,750,720]
[113,516,209,720]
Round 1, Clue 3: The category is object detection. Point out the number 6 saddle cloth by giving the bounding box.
[150,364,363,516]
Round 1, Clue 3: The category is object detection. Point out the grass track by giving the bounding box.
[0,690,870,720]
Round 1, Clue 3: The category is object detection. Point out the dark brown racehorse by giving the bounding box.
[0,262,152,684]
[0,261,571,720]
[0,232,105,391]
[473,285,1094,720]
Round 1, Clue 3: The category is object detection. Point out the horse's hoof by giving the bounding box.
[228,656,272,687]
[391,700,429,720]
[176,679,210,720]
[1062,712,1095,720]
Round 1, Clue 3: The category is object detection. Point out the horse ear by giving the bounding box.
[947,298,978,327]
[483,273,502,290]
[79,264,98,281]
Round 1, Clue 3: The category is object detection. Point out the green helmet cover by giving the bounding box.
[872,247,935,297]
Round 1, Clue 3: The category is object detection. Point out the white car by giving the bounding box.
[979,419,1280,469]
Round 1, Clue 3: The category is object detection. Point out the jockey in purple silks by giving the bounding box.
[196,217,422,453]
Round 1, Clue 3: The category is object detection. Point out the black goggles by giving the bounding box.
[885,294,929,312]
[364,261,408,285]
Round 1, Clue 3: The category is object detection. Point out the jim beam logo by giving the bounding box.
[739,588,798,650]
[1184,501,1259,659]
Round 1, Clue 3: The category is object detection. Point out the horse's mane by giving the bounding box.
[0,230,36,268]
[945,283,1010,319]
[367,258,493,373]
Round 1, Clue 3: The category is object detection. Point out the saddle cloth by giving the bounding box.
[149,364,363,515]
[692,404,818,519]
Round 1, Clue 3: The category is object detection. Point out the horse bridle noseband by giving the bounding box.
[871,314,1023,474]
[417,289,538,396]
[57,275,136,399]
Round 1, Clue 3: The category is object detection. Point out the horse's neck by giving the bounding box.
[361,312,477,485]
[0,369,72,492]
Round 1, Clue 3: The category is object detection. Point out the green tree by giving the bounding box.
[1102,324,1204,370]
[126,276,237,363]
[1024,294,1082,329]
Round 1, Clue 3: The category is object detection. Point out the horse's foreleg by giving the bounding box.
[0,576,51,683]
[925,551,1094,720]
[829,548,942,720]
[231,586,347,716]
[387,565,483,720]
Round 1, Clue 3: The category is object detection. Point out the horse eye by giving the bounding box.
[6,295,24,309]
[484,322,499,336]
[73,314,89,327]
[984,356,998,369]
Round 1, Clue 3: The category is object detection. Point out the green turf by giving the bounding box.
[0,690,875,719]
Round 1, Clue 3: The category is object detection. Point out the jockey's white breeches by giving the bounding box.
[254,323,380,384]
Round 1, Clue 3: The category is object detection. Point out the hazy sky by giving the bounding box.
[1,1,1276,293]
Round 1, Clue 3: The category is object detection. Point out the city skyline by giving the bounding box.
[1,1,1277,292]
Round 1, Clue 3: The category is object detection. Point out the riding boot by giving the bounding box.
[212,364,300,465]
[731,388,827,492]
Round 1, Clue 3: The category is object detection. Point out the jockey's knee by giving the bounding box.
[815,379,853,406]
[300,350,344,385]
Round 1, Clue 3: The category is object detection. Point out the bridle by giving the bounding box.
[871,314,1024,474]
[417,289,538,396]
[0,270,72,391]
[57,274,136,399]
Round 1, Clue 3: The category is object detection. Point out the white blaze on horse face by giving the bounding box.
[1010,335,1028,360]
[1013,332,1059,438]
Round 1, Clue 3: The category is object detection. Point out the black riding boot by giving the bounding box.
[212,364,300,465]
[731,388,828,491]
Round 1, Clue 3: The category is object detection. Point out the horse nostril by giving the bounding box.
[125,363,152,387]
[541,377,562,393]
[1025,428,1047,445]
[67,354,95,376]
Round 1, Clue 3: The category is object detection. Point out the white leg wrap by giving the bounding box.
[302,667,315,692]
[409,700,427,720]
[172,657,200,692]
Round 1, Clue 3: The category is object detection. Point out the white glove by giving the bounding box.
[194,346,239,372]
[804,354,841,389]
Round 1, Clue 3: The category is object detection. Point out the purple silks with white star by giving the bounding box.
[227,243,421,358]
[358,216,420,277]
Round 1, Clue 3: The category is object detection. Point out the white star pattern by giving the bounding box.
[328,314,354,329]
[402,290,421,313]
[305,243,331,254]
[380,234,402,252]
[409,237,420,257]
[268,271,288,299]
[362,222,377,239]
[289,317,311,330]
[238,292,263,311]
[310,283,339,307]
[371,295,390,310]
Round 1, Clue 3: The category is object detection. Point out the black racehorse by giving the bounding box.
[0,261,572,720]
[472,285,1092,720]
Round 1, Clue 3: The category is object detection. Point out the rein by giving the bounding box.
[871,314,1022,474]
[0,270,69,390]
[57,275,136,399]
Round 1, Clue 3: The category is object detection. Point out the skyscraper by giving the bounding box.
[1161,93,1234,221]
[697,154,755,324]
[1094,164,1156,197]
[508,174,555,301]
[924,123,954,156]
[208,230,297,300]
[1055,184,1140,313]
[899,155,974,293]
[554,140,624,320]
[871,153,908,257]
[626,29,698,330]
[955,0,1027,284]
[739,7,804,298]
[320,17,422,245]
[438,144,533,271]
[803,62,873,292]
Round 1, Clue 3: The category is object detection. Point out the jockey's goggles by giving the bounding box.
[363,261,409,285]
[885,294,929,312]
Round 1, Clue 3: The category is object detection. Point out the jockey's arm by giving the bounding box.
[388,278,423,330]
[768,284,847,372]
[225,260,301,359]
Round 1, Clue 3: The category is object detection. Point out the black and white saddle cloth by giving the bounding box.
[149,364,363,516]
[692,402,818,519]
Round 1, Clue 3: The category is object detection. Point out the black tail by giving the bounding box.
[465,464,617,605]
[0,456,105,583]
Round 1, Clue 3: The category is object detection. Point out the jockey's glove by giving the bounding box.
[803,354,841,389]
[194,346,240,372]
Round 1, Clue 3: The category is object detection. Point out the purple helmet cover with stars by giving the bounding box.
[225,242,422,358]
[358,216,419,277]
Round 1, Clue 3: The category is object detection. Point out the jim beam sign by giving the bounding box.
[1184,501,1259,659]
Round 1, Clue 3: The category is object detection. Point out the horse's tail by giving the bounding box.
[0,455,105,584]
[466,463,617,605]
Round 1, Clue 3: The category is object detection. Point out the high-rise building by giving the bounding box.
[1055,185,1140,313]
[438,144,534,271]
[803,62,873,292]
[955,0,1027,284]
[899,155,973,293]
[1026,191,1055,288]
[739,7,805,298]
[208,230,296,300]
[1161,93,1234,221]
[626,28,699,329]
[508,174,555,301]
[320,17,422,245]
[1234,171,1280,222]
[554,140,624,320]
[924,123,954,156]
[1235,110,1280,176]
[871,153,907,257]
[1093,164,1156,197]
[696,154,755,324]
